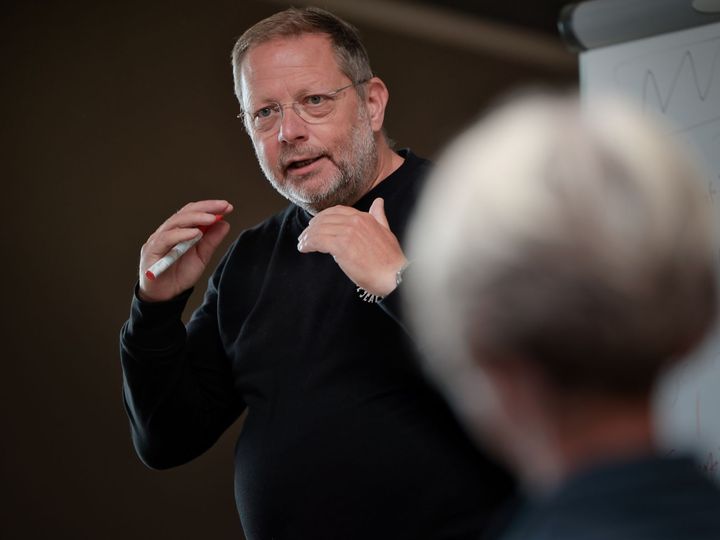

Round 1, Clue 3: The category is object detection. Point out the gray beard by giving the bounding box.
[256,109,379,214]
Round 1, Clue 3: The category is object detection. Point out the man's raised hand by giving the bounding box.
[297,198,407,298]
[138,200,233,302]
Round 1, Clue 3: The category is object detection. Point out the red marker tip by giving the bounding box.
[198,214,224,234]
[145,270,156,281]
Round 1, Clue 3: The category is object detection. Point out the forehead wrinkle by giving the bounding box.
[239,35,346,108]
[243,73,330,108]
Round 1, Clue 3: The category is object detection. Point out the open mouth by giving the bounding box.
[286,156,323,171]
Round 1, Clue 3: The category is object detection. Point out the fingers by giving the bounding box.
[143,227,204,261]
[299,212,363,254]
[298,225,353,253]
[142,200,233,267]
[368,198,389,229]
[177,200,234,215]
[158,200,234,234]
[147,200,233,254]
[297,200,405,296]
[299,203,389,254]
[195,220,232,264]
[305,206,368,232]
[155,212,216,236]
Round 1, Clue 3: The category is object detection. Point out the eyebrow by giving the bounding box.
[248,82,343,109]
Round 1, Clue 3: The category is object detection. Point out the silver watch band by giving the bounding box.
[395,261,410,287]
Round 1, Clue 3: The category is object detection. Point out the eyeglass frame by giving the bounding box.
[237,78,371,133]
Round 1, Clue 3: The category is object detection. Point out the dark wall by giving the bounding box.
[1,1,576,538]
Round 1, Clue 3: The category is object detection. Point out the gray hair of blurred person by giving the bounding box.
[405,93,718,427]
[230,7,374,106]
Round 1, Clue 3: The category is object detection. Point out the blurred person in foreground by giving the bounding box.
[120,6,514,539]
[405,93,720,540]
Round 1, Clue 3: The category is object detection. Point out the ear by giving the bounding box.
[363,76,389,133]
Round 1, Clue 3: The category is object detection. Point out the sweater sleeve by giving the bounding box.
[119,259,245,470]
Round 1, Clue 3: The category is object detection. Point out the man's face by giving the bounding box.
[239,34,378,214]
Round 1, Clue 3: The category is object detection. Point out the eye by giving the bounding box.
[304,94,328,106]
[254,105,277,119]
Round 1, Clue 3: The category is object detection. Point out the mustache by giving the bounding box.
[279,145,332,169]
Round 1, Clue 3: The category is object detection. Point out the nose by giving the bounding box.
[277,105,309,144]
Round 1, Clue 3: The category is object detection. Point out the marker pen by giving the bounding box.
[145,214,223,281]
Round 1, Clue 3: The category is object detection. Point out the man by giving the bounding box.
[405,94,720,540]
[120,7,513,540]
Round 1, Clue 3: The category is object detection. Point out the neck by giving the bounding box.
[518,395,655,494]
[367,139,404,192]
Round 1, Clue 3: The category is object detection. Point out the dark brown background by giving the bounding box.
[1,1,576,538]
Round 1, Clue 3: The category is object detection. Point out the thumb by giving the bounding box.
[369,198,390,229]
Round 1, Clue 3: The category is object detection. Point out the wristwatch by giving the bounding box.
[357,261,411,303]
[395,260,410,287]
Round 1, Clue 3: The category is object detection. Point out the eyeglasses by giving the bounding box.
[238,79,369,133]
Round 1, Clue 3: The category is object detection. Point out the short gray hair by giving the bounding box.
[406,93,718,397]
[230,7,373,105]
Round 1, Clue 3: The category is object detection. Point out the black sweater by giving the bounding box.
[120,150,515,540]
